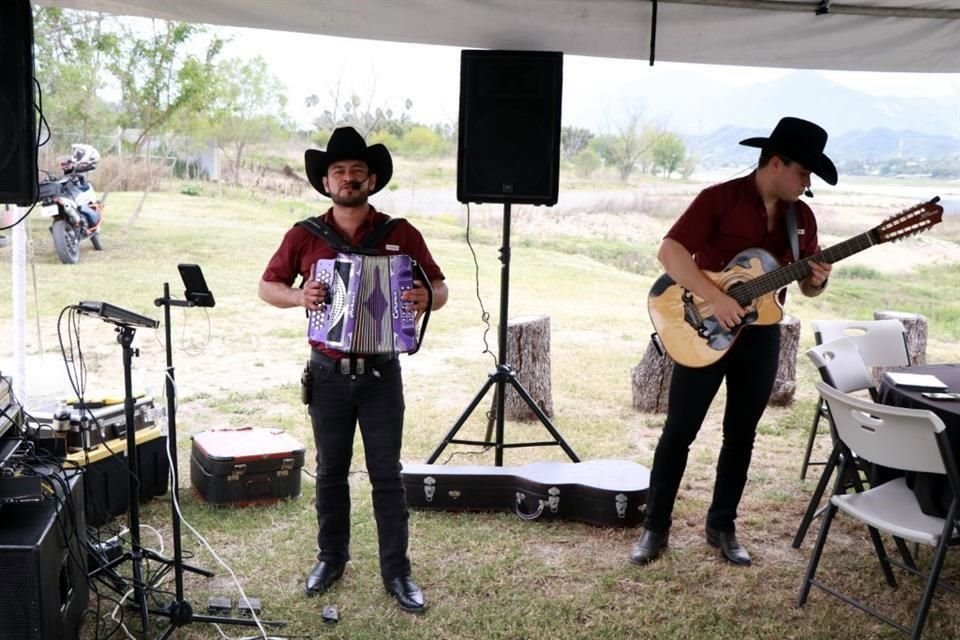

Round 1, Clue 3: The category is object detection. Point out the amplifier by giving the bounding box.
[0,469,87,640]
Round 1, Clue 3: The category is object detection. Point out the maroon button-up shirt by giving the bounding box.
[666,172,820,273]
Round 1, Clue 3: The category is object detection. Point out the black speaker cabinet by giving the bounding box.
[457,50,563,206]
[0,0,38,206]
[0,471,88,640]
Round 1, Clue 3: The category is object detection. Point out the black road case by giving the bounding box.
[191,427,306,506]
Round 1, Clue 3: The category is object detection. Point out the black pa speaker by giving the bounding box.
[457,50,563,206]
[0,0,38,206]
[0,471,88,640]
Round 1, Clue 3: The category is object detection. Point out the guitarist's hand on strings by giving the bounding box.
[708,291,747,331]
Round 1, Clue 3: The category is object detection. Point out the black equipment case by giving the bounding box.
[64,425,169,527]
[191,427,306,506]
[401,459,649,527]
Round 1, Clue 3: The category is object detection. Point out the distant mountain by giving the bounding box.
[685,124,960,169]
[689,71,959,138]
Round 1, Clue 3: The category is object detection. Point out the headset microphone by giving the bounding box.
[804,189,814,198]
[348,179,367,190]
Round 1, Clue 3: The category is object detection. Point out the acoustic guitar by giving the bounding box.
[648,198,944,368]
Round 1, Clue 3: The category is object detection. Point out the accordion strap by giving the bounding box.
[295,215,406,255]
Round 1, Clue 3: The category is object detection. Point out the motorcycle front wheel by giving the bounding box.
[51,219,80,264]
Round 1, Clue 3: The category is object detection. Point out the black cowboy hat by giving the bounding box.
[304,126,393,196]
[740,117,837,186]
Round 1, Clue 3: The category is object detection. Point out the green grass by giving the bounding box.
[3,180,960,639]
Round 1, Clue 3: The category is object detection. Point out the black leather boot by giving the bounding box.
[629,529,669,565]
[705,525,751,565]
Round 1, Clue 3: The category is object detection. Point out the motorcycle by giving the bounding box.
[38,143,104,264]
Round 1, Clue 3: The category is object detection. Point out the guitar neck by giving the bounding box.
[730,230,878,306]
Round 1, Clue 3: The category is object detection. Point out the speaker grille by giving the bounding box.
[457,50,563,206]
[0,0,38,206]
[0,552,39,637]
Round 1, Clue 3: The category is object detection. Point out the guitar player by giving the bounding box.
[630,117,834,567]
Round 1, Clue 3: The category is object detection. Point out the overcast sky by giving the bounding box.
[220,26,960,135]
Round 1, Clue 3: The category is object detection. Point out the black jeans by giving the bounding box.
[644,324,781,533]
[307,355,410,579]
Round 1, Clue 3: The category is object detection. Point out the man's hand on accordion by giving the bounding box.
[402,280,430,315]
[302,279,328,310]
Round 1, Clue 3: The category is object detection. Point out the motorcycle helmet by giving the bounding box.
[61,143,101,173]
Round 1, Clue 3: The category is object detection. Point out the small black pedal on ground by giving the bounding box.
[237,596,262,617]
[207,596,231,615]
[322,604,339,624]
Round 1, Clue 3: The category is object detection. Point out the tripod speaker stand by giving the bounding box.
[427,203,579,466]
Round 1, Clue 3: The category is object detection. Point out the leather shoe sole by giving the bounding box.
[705,526,752,565]
[629,529,669,565]
[384,575,426,613]
[305,561,345,596]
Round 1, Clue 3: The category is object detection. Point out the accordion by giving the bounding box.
[308,253,430,354]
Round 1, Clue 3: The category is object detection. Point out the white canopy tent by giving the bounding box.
[35,0,960,72]
[10,0,960,403]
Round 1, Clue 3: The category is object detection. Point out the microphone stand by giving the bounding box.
[151,282,282,637]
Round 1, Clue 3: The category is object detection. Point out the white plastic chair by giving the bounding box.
[800,318,909,480]
[798,382,960,640]
[792,337,876,548]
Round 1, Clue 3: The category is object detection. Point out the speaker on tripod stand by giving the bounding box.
[428,50,578,467]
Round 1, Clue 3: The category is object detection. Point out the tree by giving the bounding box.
[32,8,119,156]
[106,19,223,223]
[108,20,223,156]
[305,72,414,139]
[651,132,686,178]
[561,126,594,160]
[596,114,666,182]
[182,56,289,185]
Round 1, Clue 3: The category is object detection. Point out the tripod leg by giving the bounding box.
[426,375,498,463]
[505,375,580,462]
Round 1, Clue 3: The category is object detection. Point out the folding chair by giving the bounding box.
[799,318,909,480]
[792,337,876,548]
[798,382,960,640]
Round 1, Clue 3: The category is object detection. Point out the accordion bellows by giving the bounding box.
[308,254,419,354]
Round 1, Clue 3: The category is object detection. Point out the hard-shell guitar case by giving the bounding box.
[401,459,649,527]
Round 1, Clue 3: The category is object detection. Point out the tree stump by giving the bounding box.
[492,315,554,421]
[632,315,801,413]
[769,314,801,407]
[631,339,674,414]
[873,310,928,366]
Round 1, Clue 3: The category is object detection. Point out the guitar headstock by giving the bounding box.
[874,198,944,244]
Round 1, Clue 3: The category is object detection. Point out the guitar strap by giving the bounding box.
[785,202,800,262]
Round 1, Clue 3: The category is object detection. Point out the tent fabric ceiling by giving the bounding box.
[35,0,960,72]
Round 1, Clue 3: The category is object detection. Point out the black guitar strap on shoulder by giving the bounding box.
[785,202,800,263]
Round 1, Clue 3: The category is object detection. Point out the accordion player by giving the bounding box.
[308,253,432,354]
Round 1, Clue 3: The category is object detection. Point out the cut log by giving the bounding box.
[631,339,673,414]
[632,315,801,413]
[872,311,928,384]
[769,314,801,407]
[493,315,554,421]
